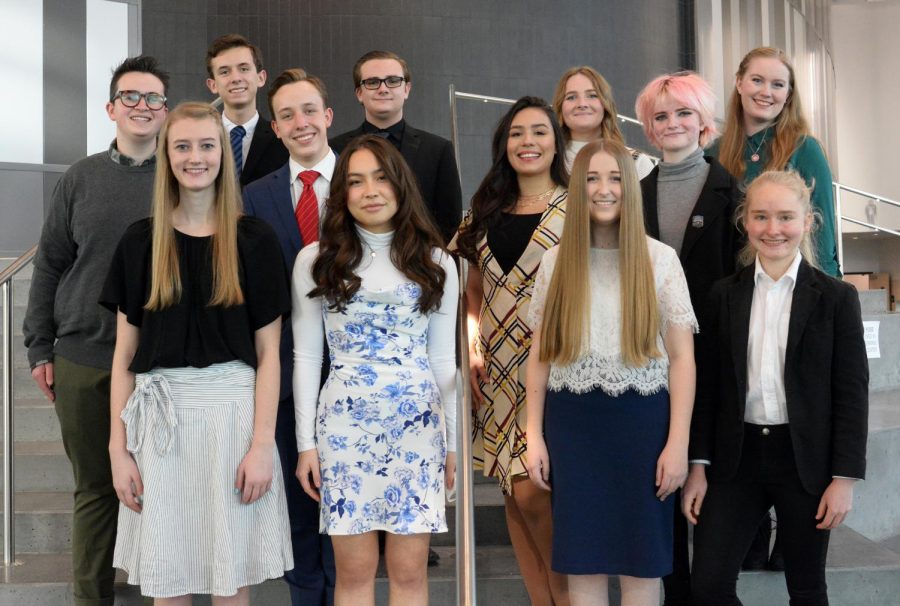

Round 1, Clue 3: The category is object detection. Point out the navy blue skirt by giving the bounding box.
[545,387,673,577]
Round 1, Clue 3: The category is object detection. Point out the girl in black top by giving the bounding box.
[452,97,570,605]
[103,102,293,603]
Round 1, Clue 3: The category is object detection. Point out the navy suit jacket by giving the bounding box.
[692,261,869,495]
[330,122,462,242]
[242,162,307,402]
[240,116,289,187]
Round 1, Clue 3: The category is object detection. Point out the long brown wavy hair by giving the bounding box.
[552,66,626,146]
[309,135,446,312]
[454,96,568,264]
[718,47,811,179]
[146,102,243,310]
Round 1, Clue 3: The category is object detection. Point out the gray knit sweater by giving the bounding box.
[23,145,156,370]
[656,147,709,255]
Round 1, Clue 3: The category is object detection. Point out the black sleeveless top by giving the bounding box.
[486,212,543,274]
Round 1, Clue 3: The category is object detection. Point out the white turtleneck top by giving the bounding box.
[291,226,459,453]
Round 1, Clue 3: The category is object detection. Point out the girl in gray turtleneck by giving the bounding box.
[635,71,743,605]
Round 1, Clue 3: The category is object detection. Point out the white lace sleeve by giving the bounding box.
[292,244,325,452]
[526,246,558,331]
[655,245,699,336]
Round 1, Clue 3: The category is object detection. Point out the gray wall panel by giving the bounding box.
[142,0,690,202]
[0,167,64,256]
[43,0,86,165]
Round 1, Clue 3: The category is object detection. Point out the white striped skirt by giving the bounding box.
[112,361,293,598]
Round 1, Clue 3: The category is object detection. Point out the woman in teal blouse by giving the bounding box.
[709,46,840,276]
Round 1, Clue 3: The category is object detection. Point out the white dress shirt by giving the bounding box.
[744,252,802,425]
[288,150,336,217]
[222,111,259,166]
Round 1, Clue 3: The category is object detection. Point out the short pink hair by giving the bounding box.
[635,71,718,150]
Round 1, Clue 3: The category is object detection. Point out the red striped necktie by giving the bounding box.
[295,170,320,244]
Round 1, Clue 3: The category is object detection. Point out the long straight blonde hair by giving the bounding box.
[718,47,811,179]
[145,102,244,310]
[539,139,660,367]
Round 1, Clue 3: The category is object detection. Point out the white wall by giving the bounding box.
[832,2,900,234]
[0,0,43,164]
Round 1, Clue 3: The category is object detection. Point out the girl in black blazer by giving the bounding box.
[635,71,743,605]
[684,170,868,606]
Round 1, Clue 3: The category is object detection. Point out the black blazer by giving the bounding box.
[240,117,289,187]
[330,122,462,243]
[691,261,869,495]
[641,156,743,327]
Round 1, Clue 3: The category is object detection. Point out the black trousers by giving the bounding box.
[275,396,336,606]
[691,424,830,606]
[662,494,691,605]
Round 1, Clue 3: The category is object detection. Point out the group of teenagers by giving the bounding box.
[21,30,868,606]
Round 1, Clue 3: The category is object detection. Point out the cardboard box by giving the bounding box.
[844,274,869,291]
[845,272,892,313]
[869,272,890,291]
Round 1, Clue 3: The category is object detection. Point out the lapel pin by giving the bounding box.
[691,215,704,228]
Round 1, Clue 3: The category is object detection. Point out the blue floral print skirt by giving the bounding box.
[316,286,448,535]
[545,387,673,577]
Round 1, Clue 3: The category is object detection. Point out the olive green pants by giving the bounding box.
[54,355,117,606]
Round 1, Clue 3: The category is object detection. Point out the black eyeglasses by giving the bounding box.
[359,76,406,90]
[111,90,167,110]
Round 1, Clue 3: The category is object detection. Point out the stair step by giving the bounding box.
[13,399,61,443]
[1,441,74,492]
[1,531,899,605]
[0,492,72,553]
[0,486,508,556]
[435,483,507,546]
[0,546,529,605]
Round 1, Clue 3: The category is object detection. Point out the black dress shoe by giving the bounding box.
[427,547,440,567]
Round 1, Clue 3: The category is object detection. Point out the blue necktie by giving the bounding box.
[230,125,245,177]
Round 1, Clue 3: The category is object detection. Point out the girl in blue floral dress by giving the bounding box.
[292,135,458,604]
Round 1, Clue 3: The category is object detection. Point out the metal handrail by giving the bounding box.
[2,244,37,566]
[449,83,477,606]
[833,182,900,210]
[449,89,647,162]
[833,183,900,269]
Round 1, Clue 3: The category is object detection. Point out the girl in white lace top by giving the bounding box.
[525,138,698,605]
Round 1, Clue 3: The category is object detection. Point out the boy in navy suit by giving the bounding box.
[206,34,288,186]
[330,50,462,243]
[242,68,337,606]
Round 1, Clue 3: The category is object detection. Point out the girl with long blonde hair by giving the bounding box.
[526,139,698,606]
[710,47,839,277]
[103,102,293,604]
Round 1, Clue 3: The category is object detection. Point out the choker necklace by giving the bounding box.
[748,129,768,163]
[515,185,556,209]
